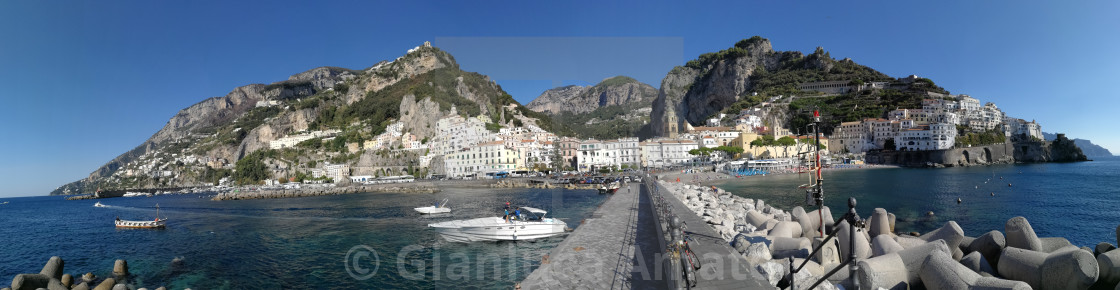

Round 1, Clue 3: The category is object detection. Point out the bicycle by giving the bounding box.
[668,221,702,289]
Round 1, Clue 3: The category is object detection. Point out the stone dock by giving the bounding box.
[519,182,772,289]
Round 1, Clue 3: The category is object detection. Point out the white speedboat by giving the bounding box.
[428,207,567,242]
[94,202,107,207]
[414,198,451,214]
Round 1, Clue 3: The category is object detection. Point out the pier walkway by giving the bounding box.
[519,182,772,289]
[649,181,773,289]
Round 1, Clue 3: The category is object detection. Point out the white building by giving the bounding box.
[640,139,700,168]
[445,141,519,177]
[269,130,340,150]
[893,123,956,151]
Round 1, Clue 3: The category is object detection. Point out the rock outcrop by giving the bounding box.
[1015,133,1089,163]
[526,76,657,115]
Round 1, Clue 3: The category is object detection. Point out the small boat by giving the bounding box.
[0,201,8,205]
[414,199,451,214]
[115,204,166,229]
[428,207,567,242]
[94,202,107,207]
[598,182,620,194]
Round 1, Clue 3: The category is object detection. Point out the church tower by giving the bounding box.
[665,107,679,139]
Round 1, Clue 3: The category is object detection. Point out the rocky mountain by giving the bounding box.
[52,44,550,195]
[1043,132,1113,157]
[525,76,658,139]
[646,36,927,137]
[526,76,657,115]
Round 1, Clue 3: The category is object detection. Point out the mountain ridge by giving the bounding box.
[52,44,546,195]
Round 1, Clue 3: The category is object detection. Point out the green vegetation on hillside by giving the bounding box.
[309,67,553,135]
[548,101,651,139]
[233,150,271,185]
[596,76,640,87]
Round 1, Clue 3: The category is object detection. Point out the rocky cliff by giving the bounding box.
[525,76,658,139]
[52,45,545,195]
[1017,133,1089,162]
[645,36,892,138]
[526,76,657,115]
[1043,132,1112,157]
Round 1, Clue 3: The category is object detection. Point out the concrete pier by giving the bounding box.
[520,182,771,289]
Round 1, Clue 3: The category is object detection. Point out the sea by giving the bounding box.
[2,158,1118,289]
[713,156,1120,248]
[0,187,609,289]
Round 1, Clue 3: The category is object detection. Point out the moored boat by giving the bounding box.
[414,198,451,214]
[115,204,166,229]
[428,207,567,242]
[598,182,620,194]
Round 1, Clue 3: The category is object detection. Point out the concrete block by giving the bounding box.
[746,210,770,228]
[896,239,952,288]
[894,235,927,249]
[999,246,1100,290]
[812,237,841,266]
[837,220,872,263]
[857,252,909,290]
[1005,216,1043,251]
[868,208,891,239]
[971,276,1032,290]
[1098,249,1120,287]
[960,251,997,276]
[998,247,1047,288]
[969,230,1007,269]
[1039,247,1098,290]
[38,257,63,280]
[1096,242,1117,257]
[10,274,50,290]
[770,221,803,239]
[772,237,812,259]
[921,221,965,254]
[871,235,904,257]
[1039,237,1073,253]
[887,212,896,233]
[920,249,981,290]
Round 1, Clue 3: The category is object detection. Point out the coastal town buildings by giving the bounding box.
[640,138,700,168]
[444,141,519,178]
[268,130,341,150]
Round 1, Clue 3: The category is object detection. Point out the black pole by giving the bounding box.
[848,197,860,290]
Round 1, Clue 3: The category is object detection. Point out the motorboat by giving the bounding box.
[115,204,166,229]
[414,198,451,214]
[428,207,567,242]
[123,192,152,197]
[94,202,107,207]
[598,182,620,194]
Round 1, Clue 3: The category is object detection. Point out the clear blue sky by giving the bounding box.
[1,0,1117,197]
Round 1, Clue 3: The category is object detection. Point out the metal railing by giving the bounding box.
[783,197,864,290]
[644,178,682,289]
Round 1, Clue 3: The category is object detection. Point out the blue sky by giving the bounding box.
[1,0,1117,197]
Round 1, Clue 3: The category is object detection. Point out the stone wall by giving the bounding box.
[866,143,1015,167]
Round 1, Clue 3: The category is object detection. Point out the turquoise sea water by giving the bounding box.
[713,156,1120,247]
[0,187,608,289]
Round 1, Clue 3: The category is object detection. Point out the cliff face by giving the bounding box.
[1017,134,1089,162]
[647,38,784,137]
[1043,132,1112,157]
[526,76,657,115]
[866,134,1088,168]
[52,45,540,195]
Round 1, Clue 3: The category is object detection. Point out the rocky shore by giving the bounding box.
[658,179,1120,289]
[210,182,440,201]
[4,257,184,290]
